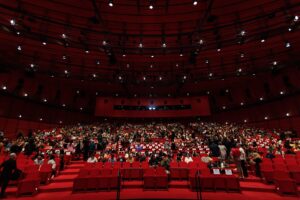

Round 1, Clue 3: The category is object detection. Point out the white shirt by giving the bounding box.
[239,147,246,161]
[48,159,56,170]
[87,157,98,163]
[184,157,193,163]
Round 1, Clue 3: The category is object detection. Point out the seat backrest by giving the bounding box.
[141,161,149,169]
[179,162,188,168]
[156,167,166,175]
[113,162,121,169]
[79,169,89,176]
[273,164,287,171]
[144,167,156,175]
[122,162,131,168]
[170,162,178,168]
[132,162,140,168]
[273,170,290,180]
[287,164,300,171]
[89,169,101,176]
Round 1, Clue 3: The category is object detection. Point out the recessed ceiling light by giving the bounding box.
[42,42,47,46]
[264,116,268,120]
[39,118,43,121]
[180,53,183,57]
[273,61,277,65]
[199,39,204,44]
[259,97,263,101]
[17,45,22,51]
[2,86,7,90]
[294,15,299,22]
[193,1,198,6]
[280,91,284,95]
[286,112,290,117]
[61,33,67,39]
[18,114,22,118]
[108,0,113,7]
[260,39,265,43]
[85,50,89,54]
[138,43,143,48]
[10,19,16,26]
[159,76,162,80]
[217,48,221,52]
[122,54,126,57]
[285,42,291,48]
[149,5,153,9]
[24,93,28,97]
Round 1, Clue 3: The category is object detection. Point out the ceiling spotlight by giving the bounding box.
[259,97,263,101]
[138,43,143,48]
[159,76,162,81]
[244,119,247,123]
[85,50,89,54]
[43,99,47,102]
[64,70,69,74]
[17,45,22,51]
[205,59,209,64]
[222,106,226,110]
[18,114,22,118]
[217,48,221,52]
[237,68,242,73]
[122,54,126,57]
[108,0,113,7]
[42,42,47,46]
[30,64,35,68]
[209,72,213,77]
[264,116,268,120]
[151,55,154,58]
[260,39,265,43]
[80,107,83,110]
[143,76,146,80]
[39,118,43,121]
[2,86,7,90]
[10,19,16,26]
[102,40,107,46]
[16,31,20,35]
[198,39,204,44]
[280,91,284,95]
[96,60,100,65]
[240,102,244,106]
[273,61,277,65]
[149,4,154,9]
[24,93,28,97]
[62,104,66,107]
[285,42,291,48]
[183,75,187,80]
[92,74,97,78]
[61,33,67,39]
[180,53,183,57]
[286,112,290,117]
[118,76,122,80]
[240,30,246,36]
[193,0,198,6]
[288,27,292,32]
[294,15,299,22]
[150,64,153,68]
[162,43,167,48]
[240,53,244,58]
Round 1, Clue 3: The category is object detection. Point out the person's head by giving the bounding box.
[10,153,17,160]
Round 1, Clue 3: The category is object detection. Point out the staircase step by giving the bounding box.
[39,182,73,192]
[53,174,78,182]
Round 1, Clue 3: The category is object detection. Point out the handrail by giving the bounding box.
[116,169,121,200]
[195,170,203,200]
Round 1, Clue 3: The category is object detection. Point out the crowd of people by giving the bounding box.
[0,121,299,197]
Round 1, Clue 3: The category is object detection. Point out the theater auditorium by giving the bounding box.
[0,0,300,199]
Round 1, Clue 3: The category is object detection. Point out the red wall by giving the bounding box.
[95,96,211,118]
[0,117,59,138]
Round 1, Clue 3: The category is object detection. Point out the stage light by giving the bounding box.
[92,74,97,78]
[16,31,20,35]
[288,27,292,32]
[240,53,244,58]
[118,76,122,80]
[143,76,146,80]
[138,43,143,48]
[183,75,187,80]
[96,60,100,65]
[150,65,153,68]
[193,1,198,6]
[17,45,22,51]
[80,107,83,110]
[205,59,209,64]
[126,64,130,68]
[59,121,63,124]
[149,107,153,110]
[64,70,69,74]
[225,89,229,93]
[198,39,204,44]
[186,93,190,96]
[151,55,154,58]
[10,19,16,26]
[180,53,183,57]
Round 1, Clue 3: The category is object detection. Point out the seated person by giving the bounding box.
[184,154,193,163]
[87,153,98,163]
[34,155,44,166]
[47,155,56,178]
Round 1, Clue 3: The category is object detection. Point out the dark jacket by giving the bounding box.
[0,158,17,178]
